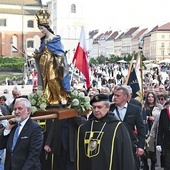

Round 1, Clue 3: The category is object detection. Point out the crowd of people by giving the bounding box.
[0,64,169,170]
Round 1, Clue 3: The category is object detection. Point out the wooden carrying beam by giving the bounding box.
[0,108,89,121]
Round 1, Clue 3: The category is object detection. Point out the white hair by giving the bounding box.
[14,97,31,114]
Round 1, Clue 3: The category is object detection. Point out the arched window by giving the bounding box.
[27,40,34,48]
[27,20,34,28]
[71,4,76,13]
[12,35,18,52]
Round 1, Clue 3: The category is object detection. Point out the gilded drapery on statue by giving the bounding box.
[34,9,70,105]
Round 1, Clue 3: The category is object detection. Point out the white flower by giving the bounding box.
[84,96,90,102]
[85,103,92,110]
[61,98,67,105]
[71,90,78,96]
[78,92,85,98]
[30,98,36,105]
[67,89,92,115]
[31,106,38,114]
[37,91,43,96]
[40,103,47,110]
[72,98,79,106]
[28,90,47,114]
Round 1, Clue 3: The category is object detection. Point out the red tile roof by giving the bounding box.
[89,30,99,39]
[93,30,114,44]
[151,25,159,31]
[107,31,119,40]
[104,30,112,36]
[93,31,113,44]
[133,28,148,39]
[115,32,124,41]
[123,27,139,38]
[100,30,112,40]
[95,33,104,40]
[156,22,170,31]
[142,25,158,38]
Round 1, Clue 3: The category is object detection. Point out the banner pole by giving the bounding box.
[125,51,135,85]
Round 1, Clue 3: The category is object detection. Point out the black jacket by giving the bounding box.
[157,108,170,149]
[45,116,86,162]
[110,103,145,149]
[0,118,43,170]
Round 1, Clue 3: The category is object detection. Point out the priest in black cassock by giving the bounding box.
[75,94,136,170]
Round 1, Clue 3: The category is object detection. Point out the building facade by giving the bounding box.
[48,0,90,63]
[0,0,170,62]
[149,23,170,61]
[0,0,44,57]
[91,23,170,61]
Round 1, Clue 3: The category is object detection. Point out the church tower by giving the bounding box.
[49,0,89,63]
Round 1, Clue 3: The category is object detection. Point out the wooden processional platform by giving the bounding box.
[0,108,89,121]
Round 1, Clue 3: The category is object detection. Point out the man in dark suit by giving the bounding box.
[110,85,145,170]
[0,97,43,170]
[157,101,170,169]
[44,116,86,170]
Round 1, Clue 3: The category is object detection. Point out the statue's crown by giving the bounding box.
[35,8,50,25]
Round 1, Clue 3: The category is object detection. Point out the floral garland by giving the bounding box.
[28,88,91,115]
[67,89,92,115]
[29,91,47,114]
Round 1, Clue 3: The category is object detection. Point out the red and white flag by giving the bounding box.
[72,26,91,88]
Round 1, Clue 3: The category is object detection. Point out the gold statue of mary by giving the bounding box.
[33,9,70,105]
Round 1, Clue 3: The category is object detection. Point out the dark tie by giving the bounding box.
[11,123,21,151]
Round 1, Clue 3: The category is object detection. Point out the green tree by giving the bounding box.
[89,52,147,65]
[89,57,98,65]
[0,57,24,72]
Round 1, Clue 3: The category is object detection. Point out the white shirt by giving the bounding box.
[4,117,29,136]
[113,102,128,121]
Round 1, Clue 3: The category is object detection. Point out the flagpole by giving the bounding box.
[70,59,76,84]
[125,51,135,85]
[139,49,144,104]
